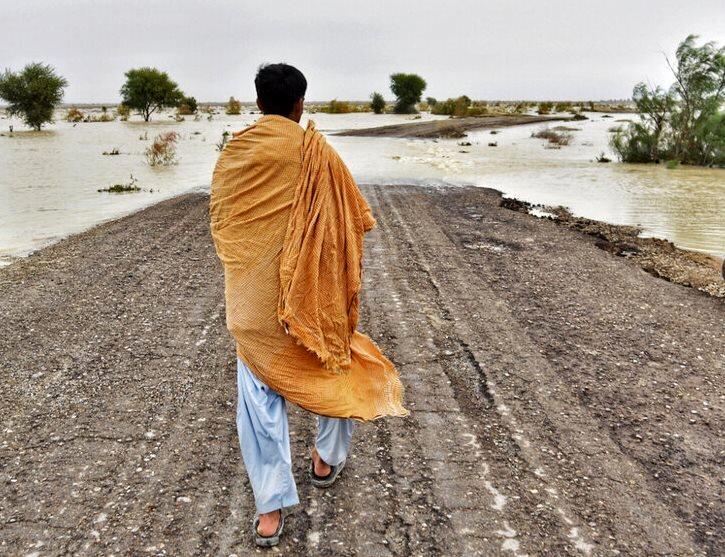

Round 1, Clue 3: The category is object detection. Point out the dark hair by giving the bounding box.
[254,63,307,116]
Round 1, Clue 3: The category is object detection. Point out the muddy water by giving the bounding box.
[0,109,722,265]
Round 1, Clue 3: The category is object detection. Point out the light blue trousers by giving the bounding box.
[236,357,355,514]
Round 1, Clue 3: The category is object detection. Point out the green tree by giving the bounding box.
[0,62,67,130]
[370,92,385,114]
[666,35,724,163]
[120,67,184,122]
[390,73,426,114]
[426,96,438,107]
[612,35,724,166]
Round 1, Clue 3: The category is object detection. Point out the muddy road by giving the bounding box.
[1,186,722,555]
[335,115,568,138]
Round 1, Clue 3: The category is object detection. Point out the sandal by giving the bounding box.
[310,459,346,489]
[252,511,284,547]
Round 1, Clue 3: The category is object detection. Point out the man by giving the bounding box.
[210,63,407,547]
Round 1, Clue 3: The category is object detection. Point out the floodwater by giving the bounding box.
[0,109,723,266]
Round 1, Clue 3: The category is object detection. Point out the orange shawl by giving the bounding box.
[210,114,407,421]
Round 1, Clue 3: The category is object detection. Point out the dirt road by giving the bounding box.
[1,186,722,556]
[335,115,568,138]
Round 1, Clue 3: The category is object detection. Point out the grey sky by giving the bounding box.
[2,0,724,103]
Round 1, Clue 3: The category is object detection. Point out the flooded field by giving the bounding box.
[0,109,723,265]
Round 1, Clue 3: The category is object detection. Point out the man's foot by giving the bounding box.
[256,509,282,537]
[311,447,332,478]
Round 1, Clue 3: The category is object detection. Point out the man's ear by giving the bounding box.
[256,98,264,113]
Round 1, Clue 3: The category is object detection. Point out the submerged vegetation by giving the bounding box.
[97,174,141,193]
[216,130,230,152]
[0,62,67,130]
[145,131,179,166]
[611,35,724,166]
[532,127,573,147]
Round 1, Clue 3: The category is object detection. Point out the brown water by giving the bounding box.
[0,109,722,265]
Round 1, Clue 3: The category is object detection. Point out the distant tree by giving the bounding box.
[370,92,385,114]
[177,95,198,115]
[390,73,427,114]
[0,62,67,130]
[426,96,438,107]
[120,67,184,122]
[226,96,242,115]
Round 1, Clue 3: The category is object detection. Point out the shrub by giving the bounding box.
[554,102,573,113]
[532,127,573,147]
[370,92,385,114]
[537,102,554,115]
[0,62,68,130]
[226,97,241,115]
[120,67,184,121]
[66,107,84,122]
[177,96,198,115]
[145,131,179,166]
[320,99,352,114]
[117,103,130,121]
[390,73,427,114]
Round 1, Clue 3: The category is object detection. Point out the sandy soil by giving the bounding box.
[335,115,569,138]
[1,186,722,556]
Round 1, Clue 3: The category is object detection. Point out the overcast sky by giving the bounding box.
[2,0,724,103]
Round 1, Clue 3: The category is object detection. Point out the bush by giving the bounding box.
[117,103,130,121]
[554,102,573,113]
[537,102,554,115]
[226,97,241,115]
[370,92,385,114]
[177,96,198,115]
[0,62,68,130]
[532,127,573,147]
[432,96,471,117]
[66,107,84,122]
[610,122,662,163]
[145,131,179,166]
[319,99,352,114]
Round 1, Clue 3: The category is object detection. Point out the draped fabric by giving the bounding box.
[210,114,407,421]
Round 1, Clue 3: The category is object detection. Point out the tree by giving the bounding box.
[612,35,724,166]
[0,62,67,130]
[370,92,385,114]
[390,73,426,114]
[426,96,438,107]
[120,67,184,122]
[666,35,724,163]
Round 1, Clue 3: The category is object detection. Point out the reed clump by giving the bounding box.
[145,131,179,166]
[532,126,573,147]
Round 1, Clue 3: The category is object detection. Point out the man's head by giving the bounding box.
[255,63,307,122]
